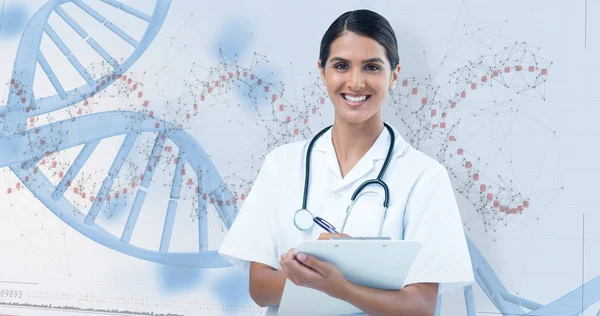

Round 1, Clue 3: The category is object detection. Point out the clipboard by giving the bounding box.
[278,239,421,315]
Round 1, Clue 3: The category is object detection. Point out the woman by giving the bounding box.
[219,9,473,315]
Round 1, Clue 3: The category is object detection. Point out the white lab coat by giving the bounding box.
[218,124,474,314]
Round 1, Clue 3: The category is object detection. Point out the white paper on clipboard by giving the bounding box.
[277,239,421,316]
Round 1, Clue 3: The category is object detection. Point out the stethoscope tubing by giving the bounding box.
[296,122,395,235]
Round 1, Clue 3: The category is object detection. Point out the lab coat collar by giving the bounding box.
[311,123,410,185]
[312,122,409,160]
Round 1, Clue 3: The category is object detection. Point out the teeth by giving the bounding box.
[344,94,367,102]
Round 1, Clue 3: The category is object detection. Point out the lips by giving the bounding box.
[341,93,371,106]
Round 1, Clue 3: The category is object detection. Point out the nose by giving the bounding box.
[347,68,365,91]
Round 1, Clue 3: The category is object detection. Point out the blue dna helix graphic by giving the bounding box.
[0,1,598,314]
[0,0,236,268]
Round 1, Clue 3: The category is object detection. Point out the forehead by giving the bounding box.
[329,32,387,63]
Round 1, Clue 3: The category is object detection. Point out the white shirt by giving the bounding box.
[218,124,474,313]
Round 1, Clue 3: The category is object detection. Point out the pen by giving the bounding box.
[313,216,339,234]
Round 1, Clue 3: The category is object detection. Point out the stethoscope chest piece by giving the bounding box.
[294,208,314,231]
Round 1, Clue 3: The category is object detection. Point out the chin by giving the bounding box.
[337,113,374,125]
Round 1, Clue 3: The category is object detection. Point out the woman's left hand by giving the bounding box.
[279,248,349,299]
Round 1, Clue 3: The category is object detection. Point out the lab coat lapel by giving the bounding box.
[312,124,408,191]
[337,156,376,190]
[313,129,343,179]
[335,127,391,191]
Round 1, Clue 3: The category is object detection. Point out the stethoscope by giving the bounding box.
[293,122,395,237]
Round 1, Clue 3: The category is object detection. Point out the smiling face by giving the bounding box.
[319,31,400,127]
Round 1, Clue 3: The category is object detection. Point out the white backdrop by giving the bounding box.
[0,0,599,315]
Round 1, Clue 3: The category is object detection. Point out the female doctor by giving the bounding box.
[219,9,474,316]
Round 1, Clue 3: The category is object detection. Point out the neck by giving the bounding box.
[331,116,384,177]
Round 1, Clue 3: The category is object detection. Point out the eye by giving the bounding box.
[365,64,381,71]
[333,63,349,70]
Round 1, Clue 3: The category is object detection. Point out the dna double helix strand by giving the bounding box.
[0,0,236,268]
[2,1,599,314]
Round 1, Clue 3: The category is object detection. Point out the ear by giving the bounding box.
[317,60,326,84]
[389,64,401,90]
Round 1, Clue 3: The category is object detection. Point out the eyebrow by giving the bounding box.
[329,57,386,64]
